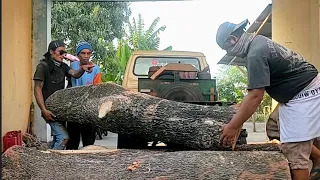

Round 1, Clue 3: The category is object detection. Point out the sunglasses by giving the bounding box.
[56,50,67,55]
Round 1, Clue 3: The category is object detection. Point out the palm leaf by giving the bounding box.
[145,17,160,40]
[148,25,166,42]
[163,46,173,51]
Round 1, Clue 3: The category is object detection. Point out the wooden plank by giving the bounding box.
[255,12,271,35]
[236,65,247,76]
[150,63,198,80]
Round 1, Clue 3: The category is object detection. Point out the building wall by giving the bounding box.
[272,0,320,67]
[2,0,32,144]
[271,0,320,110]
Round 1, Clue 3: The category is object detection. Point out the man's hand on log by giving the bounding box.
[220,123,237,147]
[42,109,56,121]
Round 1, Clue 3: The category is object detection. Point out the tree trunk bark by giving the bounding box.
[2,146,291,180]
[45,83,237,150]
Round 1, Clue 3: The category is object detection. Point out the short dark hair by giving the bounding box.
[43,40,66,57]
[48,40,66,52]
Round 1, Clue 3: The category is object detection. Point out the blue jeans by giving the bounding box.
[48,121,69,150]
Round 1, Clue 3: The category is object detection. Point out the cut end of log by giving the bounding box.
[98,101,113,119]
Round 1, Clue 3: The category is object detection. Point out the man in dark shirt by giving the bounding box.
[216,20,320,180]
[33,40,94,150]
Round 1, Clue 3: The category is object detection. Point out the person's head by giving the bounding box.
[76,41,93,65]
[44,40,67,62]
[216,19,249,51]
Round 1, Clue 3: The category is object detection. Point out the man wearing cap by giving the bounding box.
[33,40,94,150]
[66,41,103,150]
[216,20,320,180]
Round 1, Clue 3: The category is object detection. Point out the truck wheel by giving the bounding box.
[159,83,204,102]
[117,134,148,149]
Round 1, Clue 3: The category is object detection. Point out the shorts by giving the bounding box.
[281,139,314,170]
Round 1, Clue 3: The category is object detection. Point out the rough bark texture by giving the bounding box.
[45,83,237,150]
[2,146,291,180]
[234,143,280,151]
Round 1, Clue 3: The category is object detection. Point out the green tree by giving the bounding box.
[51,2,131,62]
[127,14,172,50]
[217,65,272,115]
[102,14,172,84]
[217,65,247,103]
[101,39,132,84]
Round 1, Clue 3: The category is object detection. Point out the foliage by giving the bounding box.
[217,65,272,114]
[217,65,247,103]
[248,113,269,122]
[102,14,172,84]
[51,2,131,62]
[127,14,171,51]
[257,92,272,115]
[101,39,132,84]
[52,2,170,85]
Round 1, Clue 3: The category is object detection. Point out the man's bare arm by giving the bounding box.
[68,68,85,79]
[34,80,46,111]
[228,88,265,129]
[68,64,94,79]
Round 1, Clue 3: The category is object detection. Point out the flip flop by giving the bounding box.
[310,169,320,180]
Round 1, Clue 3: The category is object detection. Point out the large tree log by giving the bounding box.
[45,83,237,150]
[2,146,291,180]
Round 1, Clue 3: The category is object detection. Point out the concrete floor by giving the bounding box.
[91,122,269,149]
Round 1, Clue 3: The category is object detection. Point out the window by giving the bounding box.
[133,57,200,76]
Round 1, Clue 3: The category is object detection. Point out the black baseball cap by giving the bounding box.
[43,40,66,57]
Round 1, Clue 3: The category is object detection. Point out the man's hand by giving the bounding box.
[81,63,94,73]
[68,63,94,78]
[42,109,56,121]
[220,88,264,147]
[220,123,238,147]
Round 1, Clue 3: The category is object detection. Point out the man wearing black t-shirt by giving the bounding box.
[33,40,94,150]
[216,20,320,180]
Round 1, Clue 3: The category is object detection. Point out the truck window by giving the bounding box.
[134,57,201,76]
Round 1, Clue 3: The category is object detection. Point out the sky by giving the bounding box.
[129,0,271,75]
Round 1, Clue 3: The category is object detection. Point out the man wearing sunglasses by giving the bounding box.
[66,41,103,150]
[33,40,94,150]
[216,20,320,180]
